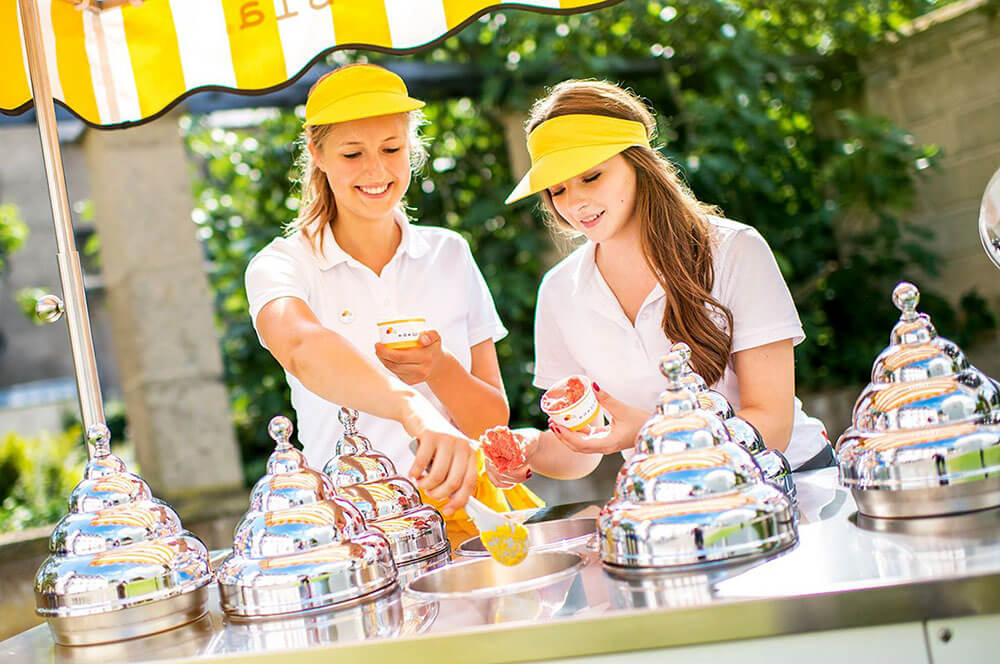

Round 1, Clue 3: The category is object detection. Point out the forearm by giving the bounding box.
[524,429,602,479]
[736,406,793,453]
[425,352,510,438]
[288,327,453,435]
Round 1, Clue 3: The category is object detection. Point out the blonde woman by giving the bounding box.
[245,64,539,523]
[495,80,832,484]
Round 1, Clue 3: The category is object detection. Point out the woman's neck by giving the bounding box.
[331,210,401,275]
[594,218,658,324]
[594,217,650,278]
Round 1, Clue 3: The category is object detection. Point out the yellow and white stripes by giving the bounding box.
[3,0,619,127]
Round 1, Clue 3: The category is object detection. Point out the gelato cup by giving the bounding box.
[377,318,427,349]
[541,375,609,433]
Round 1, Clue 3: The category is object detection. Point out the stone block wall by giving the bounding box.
[862,0,1000,308]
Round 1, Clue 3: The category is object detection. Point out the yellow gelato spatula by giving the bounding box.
[409,438,530,566]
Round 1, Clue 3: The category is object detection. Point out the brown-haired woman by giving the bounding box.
[501,79,833,478]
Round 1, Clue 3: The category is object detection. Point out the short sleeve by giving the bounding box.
[716,228,805,353]
[460,241,508,346]
[532,275,586,390]
[245,243,310,348]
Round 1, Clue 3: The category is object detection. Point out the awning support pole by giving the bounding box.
[18,0,106,449]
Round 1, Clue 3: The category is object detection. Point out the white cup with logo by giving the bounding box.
[540,375,610,433]
[376,317,428,349]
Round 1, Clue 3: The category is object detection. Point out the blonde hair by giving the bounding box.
[287,72,428,253]
[527,80,734,386]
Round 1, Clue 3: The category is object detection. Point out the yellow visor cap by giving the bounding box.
[505,114,650,204]
[305,64,425,126]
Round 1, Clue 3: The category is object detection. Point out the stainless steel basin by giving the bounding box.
[455,517,596,557]
[405,551,584,600]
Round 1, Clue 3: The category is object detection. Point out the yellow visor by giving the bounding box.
[505,114,650,204]
[305,64,425,127]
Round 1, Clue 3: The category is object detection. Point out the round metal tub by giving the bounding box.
[405,551,584,600]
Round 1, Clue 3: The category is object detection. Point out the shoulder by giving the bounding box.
[705,215,759,248]
[538,242,589,300]
[245,231,316,284]
[705,215,773,264]
[249,231,310,265]
[412,223,469,252]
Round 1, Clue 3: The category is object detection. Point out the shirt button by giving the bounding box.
[339,309,355,324]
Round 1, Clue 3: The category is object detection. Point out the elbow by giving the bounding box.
[560,453,603,480]
[768,414,794,453]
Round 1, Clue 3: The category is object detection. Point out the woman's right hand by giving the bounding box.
[400,397,478,515]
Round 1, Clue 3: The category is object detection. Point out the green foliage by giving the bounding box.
[0,203,28,275]
[15,286,48,324]
[183,0,994,480]
[0,202,29,355]
[0,428,85,534]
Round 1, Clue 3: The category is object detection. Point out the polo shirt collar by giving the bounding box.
[314,213,430,271]
[570,240,666,304]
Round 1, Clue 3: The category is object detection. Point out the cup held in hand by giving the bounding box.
[541,375,610,434]
[377,317,427,349]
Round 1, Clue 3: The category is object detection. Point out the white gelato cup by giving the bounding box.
[540,375,609,432]
[377,318,427,349]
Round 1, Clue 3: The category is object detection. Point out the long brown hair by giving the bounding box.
[287,70,428,253]
[527,80,734,385]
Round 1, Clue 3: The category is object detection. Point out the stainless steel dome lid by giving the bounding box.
[852,369,1000,432]
[599,482,797,570]
[368,505,450,564]
[323,451,396,487]
[662,343,732,418]
[838,422,1000,518]
[232,498,368,558]
[217,417,398,617]
[335,477,424,521]
[216,532,398,618]
[34,424,213,645]
[636,354,731,454]
[837,282,1000,518]
[613,448,756,504]
[869,282,971,385]
[665,343,792,500]
[838,422,1000,489]
[332,407,375,456]
[319,407,450,568]
[635,353,763,478]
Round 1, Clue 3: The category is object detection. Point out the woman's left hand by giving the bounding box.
[549,386,649,455]
[375,330,447,385]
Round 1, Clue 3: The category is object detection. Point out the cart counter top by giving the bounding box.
[4,468,1000,664]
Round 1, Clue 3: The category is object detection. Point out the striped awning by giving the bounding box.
[2,0,621,128]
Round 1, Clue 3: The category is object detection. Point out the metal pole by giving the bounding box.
[18,0,106,442]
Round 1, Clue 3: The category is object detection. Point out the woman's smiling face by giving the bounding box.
[309,113,411,224]
[547,153,638,243]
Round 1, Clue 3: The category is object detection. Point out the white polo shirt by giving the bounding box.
[246,217,507,471]
[533,216,827,469]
